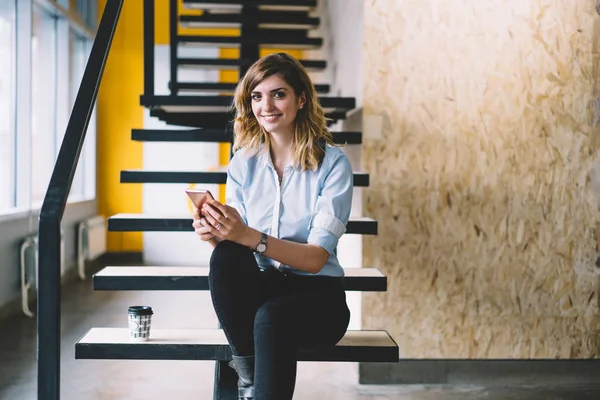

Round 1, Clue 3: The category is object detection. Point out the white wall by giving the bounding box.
[306,0,365,330]
[310,0,365,106]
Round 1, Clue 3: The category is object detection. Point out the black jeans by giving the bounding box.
[208,240,351,400]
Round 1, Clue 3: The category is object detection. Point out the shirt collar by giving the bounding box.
[258,144,296,171]
[256,146,275,170]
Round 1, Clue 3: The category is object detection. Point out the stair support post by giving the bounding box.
[143,0,155,97]
[213,360,239,400]
[239,5,260,77]
[169,0,179,94]
[37,220,62,400]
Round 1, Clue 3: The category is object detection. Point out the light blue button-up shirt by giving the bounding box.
[225,144,353,277]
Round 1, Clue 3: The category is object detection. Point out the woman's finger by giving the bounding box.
[195,222,211,233]
[222,204,243,222]
[195,229,215,241]
[207,200,229,219]
[202,211,219,230]
[202,213,227,239]
[203,218,215,232]
[204,205,229,229]
[193,217,209,229]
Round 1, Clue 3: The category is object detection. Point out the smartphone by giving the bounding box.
[185,189,214,209]
[185,189,223,216]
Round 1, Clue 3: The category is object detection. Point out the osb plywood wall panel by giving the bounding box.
[362,0,600,358]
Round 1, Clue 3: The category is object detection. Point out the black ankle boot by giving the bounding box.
[229,355,254,399]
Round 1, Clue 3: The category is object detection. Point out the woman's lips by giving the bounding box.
[262,114,282,122]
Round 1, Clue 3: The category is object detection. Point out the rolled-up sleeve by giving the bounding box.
[307,152,353,255]
[225,152,248,224]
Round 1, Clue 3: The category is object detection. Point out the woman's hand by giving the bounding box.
[192,208,218,243]
[202,199,249,243]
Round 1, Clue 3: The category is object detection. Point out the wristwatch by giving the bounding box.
[255,232,268,254]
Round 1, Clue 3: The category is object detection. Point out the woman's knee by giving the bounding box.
[209,240,255,272]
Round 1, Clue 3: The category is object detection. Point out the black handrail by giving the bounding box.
[37,1,124,399]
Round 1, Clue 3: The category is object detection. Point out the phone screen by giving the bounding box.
[185,189,224,216]
[185,189,214,209]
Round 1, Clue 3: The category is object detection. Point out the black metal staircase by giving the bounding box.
[39,1,397,399]
[182,0,318,12]
[130,127,362,143]
[37,2,124,400]
[179,10,320,29]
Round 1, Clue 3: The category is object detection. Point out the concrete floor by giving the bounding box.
[1,275,600,399]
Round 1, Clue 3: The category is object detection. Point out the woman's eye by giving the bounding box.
[251,94,261,101]
[273,91,286,99]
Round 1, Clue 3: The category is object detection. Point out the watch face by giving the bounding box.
[256,243,267,253]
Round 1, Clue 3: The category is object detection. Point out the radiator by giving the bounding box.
[20,232,65,318]
[77,215,107,280]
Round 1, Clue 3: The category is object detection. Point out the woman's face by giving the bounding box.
[251,74,305,137]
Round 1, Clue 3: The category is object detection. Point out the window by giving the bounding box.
[1,0,97,216]
[82,35,97,200]
[0,1,15,211]
[77,0,97,30]
[31,5,57,206]
[68,31,96,200]
[83,104,97,200]
[56,0,69,8]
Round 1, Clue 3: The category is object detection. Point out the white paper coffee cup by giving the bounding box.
[128,306,153,342]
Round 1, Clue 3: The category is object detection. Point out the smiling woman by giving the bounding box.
[250,76,304,141]
[232,52,333,172]
[192,53,353,400]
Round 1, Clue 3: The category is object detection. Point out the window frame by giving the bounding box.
[0,0,98,221]
[0,0,17,212]
[30,3,59,208]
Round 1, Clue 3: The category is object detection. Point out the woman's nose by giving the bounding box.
[262,97,275,110]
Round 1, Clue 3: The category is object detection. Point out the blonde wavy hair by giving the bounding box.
[232,52,334,171]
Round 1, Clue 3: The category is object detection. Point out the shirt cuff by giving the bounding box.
[307,228,339,255]
[307,212,347,255]
[309,212,346,236]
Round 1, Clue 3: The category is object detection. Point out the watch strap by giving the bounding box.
[255,232,268,253]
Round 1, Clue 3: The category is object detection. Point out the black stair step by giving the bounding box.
[93,266,387,292]
[108,214,378,235]
[183,0,317,12]
[76,328,399,363]
[177,34,322,49]
[141,95,355,113]
[120,170,369,187]
[131,129,362,144]
[180,11,319,29]
[176,57,326,71]
[150,109,346,129]
[174,81,330,94]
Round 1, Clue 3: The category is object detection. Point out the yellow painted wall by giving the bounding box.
[97,0,144,252]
